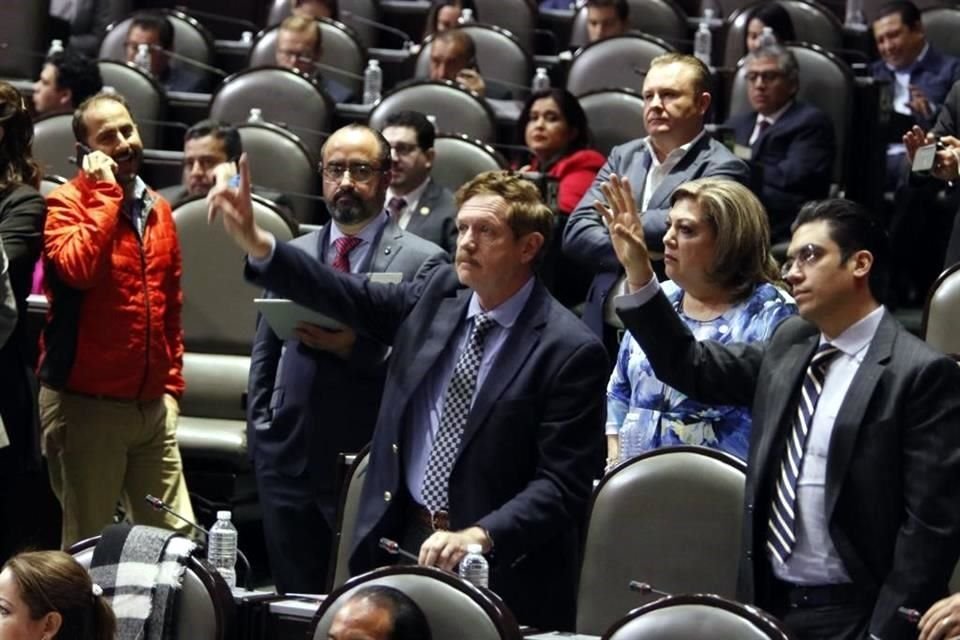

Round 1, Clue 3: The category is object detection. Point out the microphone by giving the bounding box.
[137,117,191,132]
[252,183,328,204]
[172,6,259,33]
[149,45,228,77]
[628,580,672,598]
[478,74,534,95]
[0,42,51,60]
[339,11,415,52]
[144,494,253,590]
[296,56,365,81]
[379,537,420,563]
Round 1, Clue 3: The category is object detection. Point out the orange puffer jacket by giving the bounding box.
[39,174,184,400]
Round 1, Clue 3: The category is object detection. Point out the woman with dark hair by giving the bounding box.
[423,0,477,39]
[0,550,116,640]
[518,87,605,214]
[0,81,46,565]
[745,2,795,53]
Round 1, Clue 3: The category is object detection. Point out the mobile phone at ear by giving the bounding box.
[75,143,93,168]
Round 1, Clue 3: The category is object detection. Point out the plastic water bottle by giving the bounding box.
[134,43,152,75]
[247,107,264,123]
[363,59,382,105]
[47,39,64,58]
[845,0,866,29]
[617,413,644,463]
[207,511,238,588]
[459,544,489,588]
[693,20,712,66]
[531,67,550,92]
[458,8,474,24]
[758,26,776,48]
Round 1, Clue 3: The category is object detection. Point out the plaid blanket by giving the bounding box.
[90,524,198,640]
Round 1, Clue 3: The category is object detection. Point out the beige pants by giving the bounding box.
[39,386,195,549]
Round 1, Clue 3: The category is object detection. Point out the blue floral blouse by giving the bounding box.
[606,281,797,461]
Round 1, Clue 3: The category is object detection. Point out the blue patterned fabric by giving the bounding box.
[607,281,797,461]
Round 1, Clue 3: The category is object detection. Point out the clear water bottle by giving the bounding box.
[693,21,712,67]
[207,510,238,588]
[758,26,776,48]
[47,39,64,58]
[134,43,152,75]
[247,107,264,123]
[845,0,866,29]
[617,412,644,463]
[459,544,489,588]
[363,59,382,105]
[458,8,474,24]
[531,67,550,92]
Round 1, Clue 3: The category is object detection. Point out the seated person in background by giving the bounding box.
[32,50,102,117]
[606,178,796,466]
[726,45,835,243]
[381,110,458,253]
[48,0,129,57]
[427,29,510,99]
[585,0,629,44]
[423,0,477,40]
[291,0,337,20]
[329,586,432,640]
[0,550,116,640]
[744,2,795,53]
[123,12,207,93]
[869,0,960,187]
[518,87,605,215]
[274,15,355,104]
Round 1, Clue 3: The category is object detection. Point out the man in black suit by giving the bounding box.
[726,45,835,243]
[598,176,960,640]
[246,124,445,593]
[380,111,457,254]
[211,166,607,630]
[123,12,207,93]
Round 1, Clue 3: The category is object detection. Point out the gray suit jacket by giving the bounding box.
[617,289,960,640]
[401,178,457,254]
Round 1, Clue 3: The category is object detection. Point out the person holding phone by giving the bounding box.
[426,29,511,99]
[39,92,194,549]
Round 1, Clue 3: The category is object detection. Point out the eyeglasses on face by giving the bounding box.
[319,162,385,183]
[746,70,785,84]
[781,243,827,278]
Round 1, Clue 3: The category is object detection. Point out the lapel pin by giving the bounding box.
[419,206,430,216]
[384,247,392,255]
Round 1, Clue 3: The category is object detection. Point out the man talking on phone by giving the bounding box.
[427,29,511,99]
[39,92,195,548]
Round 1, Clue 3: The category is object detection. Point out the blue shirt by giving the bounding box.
[403,277,537,503]
[326,211,388,273]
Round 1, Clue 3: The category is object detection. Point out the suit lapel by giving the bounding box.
[646,136,711,210]
[368,220,404,272]
[403,181,437,237]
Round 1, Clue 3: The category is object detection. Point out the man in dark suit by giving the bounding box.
[726,45,835,243]
[275,15,355,104]
[247,124,445,593]
[563,52,749,351]
[211,166,607,631]
[598,178,960,640]
[123,12,207,93]
[380,111,457,254]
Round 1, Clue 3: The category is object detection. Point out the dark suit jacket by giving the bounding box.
[870,47,960,131]
[246,243,608,630]
[247,219,446,494]
[617,290,960,640]
[563,134,750,336]
[932,78,960,137]
[727,102,835,242]
[401,178,457,254]
[318,74,356,104]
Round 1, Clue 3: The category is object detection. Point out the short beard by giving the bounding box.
[330,194,374,226]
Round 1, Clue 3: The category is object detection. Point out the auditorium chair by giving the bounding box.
[862,0,952,22]
[97,61,167,149]
[414,24,533,98]
[311,566,523,640]
[577,446,747,635]
[0,0,47,81]
[723,0,844,67]
[431,134,508,192]
[922,6,960,59]
[565,34,675,97]
[922,262,960,356]
[569,0,688,49]
[266,0,381,50]
[247,18,368,98]
[32,114,76,180]
[578,89,647,155]
[602,594,790,640]
[40,175,68,197]
[471,0,538,54]
[368,81,498,143]
[329,446,370,590]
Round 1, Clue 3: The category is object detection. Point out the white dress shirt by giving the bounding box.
[748,100,794,145]
[386,177,431,230]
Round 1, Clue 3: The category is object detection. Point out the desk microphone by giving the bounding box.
[379,537,420,563]
[137,117,191,132]
[150,45,228,77]
[339,11,416,53]
[144,494,253,590]
[0,42,51,60]
[628,580,672,598]
[173,6,259,33]
[296,57,365,81]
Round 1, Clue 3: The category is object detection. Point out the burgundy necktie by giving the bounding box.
[387,196,407,222]
[332,236,362,273]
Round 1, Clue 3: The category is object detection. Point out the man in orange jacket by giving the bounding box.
[39,92,194,548]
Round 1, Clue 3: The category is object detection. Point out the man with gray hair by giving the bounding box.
[726,45,835,243]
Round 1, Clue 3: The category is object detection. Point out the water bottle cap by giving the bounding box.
[536,67,547,74]
[217,510,232,520]
[466,543,483,553]
[368,59,380,68]
[137,43,150,53]
[703,7,715,20]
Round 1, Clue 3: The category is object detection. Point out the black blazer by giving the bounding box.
[617,290,960,640]
[246,241,608,631]
[401,178,457,254]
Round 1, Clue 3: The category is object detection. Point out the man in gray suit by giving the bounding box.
[247,124,446,592]
[563,53,749,351]
[380,111,458,254]
[601,181,960,640]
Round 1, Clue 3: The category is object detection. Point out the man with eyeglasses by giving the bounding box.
[246,124,445,593]
[123,12,206,93]
[380,111,457,254]
[273,15,355,104]
[726,45,835,244]
[599,181,960,640]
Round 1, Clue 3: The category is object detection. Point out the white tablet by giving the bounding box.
[254,298,346,340]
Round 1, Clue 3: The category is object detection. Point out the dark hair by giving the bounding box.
[3,550,117,640]
[746,44,799,88]
[433,28,476,63]
[586,0,629,21]
[423,0,478,39]
[320,123,393,170]
[72,91,132,144]
[346,585,432,640]
[0,82,41,191]
[382,111,436,150]
[293,0,339,20]
[128,11,175,50]
[185,120,242,162]
[746,2,796,45]
[874,1,922,29]
[792,199,891,301]
[46,50,103,109]
[518,87,591,153]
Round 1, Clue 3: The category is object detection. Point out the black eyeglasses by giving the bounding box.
[781,243,827,278]
[319,163,386,183]
[745,70,785,84]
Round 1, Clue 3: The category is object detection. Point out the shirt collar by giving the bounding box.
[820,305,885,357]
[386,176,431,211]
[757,100,794,126]
[644,129,706,168]
[886,42,931,73]
[466,276,536,329]
[328,211,389,248]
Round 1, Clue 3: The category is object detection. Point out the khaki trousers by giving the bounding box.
[39,386,195,549]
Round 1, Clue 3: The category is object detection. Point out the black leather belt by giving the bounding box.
[409,504,449,531]
[781,582,866,608]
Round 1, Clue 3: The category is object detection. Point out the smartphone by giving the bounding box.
[912,138,946,175]
[75,142,93,168]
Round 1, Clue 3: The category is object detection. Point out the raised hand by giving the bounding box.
[206,153,273,259]
[81,150,118,184]
[593,174,654,290]
[903,125,933,163]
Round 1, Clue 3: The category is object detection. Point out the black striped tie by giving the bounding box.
[767,343,840,565]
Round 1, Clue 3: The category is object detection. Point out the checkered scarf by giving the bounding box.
[90,524,198,640]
